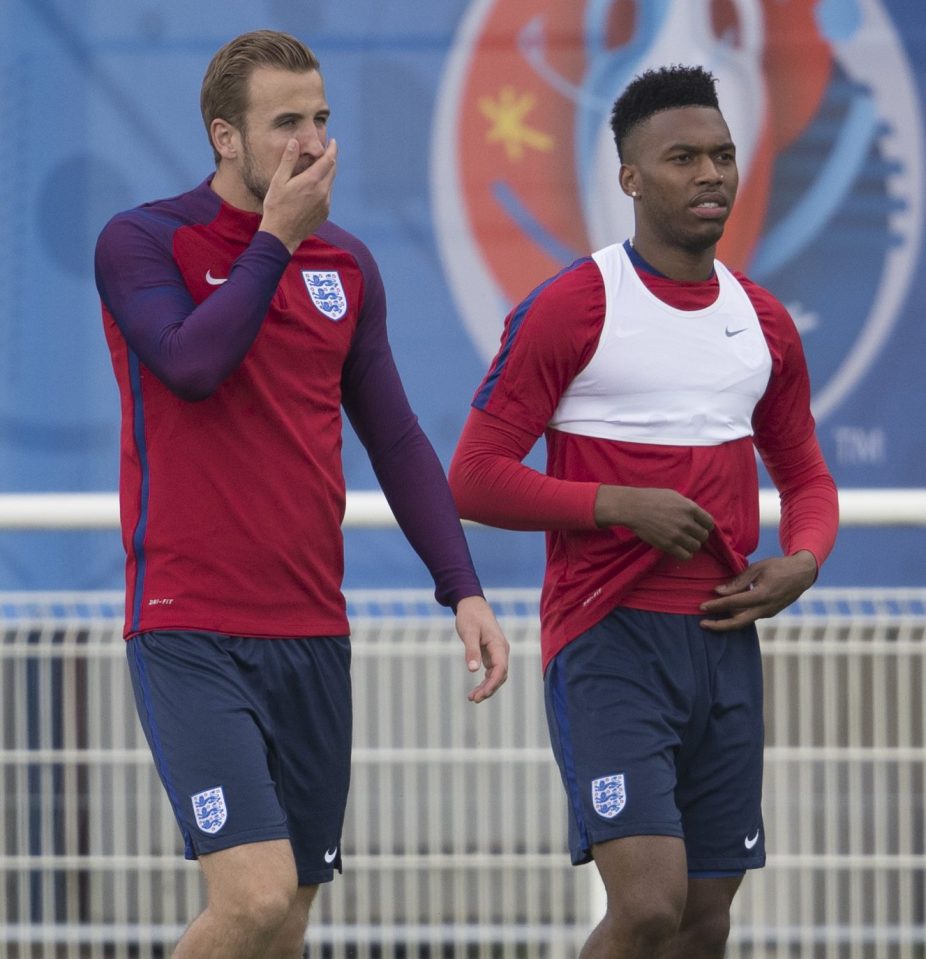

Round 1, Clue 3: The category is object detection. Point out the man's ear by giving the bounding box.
[619,164,639,199]
[210,118,239,161]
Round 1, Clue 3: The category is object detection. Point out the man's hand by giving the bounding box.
[699,550,818,632]
[454,595,509,703]
[594,486,714,560]
[259,137,338,252]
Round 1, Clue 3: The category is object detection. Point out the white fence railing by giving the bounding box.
[1,491,924,958]
[1,587,925,958]
[1,488,926,529]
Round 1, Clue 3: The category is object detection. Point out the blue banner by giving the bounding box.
[1,0,923,591]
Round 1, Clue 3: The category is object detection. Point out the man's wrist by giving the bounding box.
[789,548,819,585]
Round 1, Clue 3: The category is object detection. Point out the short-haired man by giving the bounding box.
[96,29,508,959]
[450,65,838,958]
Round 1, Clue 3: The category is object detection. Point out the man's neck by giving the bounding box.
[210,166,262,214]
[628,237,717,281]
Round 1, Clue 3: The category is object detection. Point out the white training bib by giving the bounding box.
[549,244,772,446]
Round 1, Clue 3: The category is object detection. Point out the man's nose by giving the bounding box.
[301,127,326,158]
[697,158,724,182]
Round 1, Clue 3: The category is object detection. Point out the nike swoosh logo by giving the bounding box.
[744,830,760,850]
[205,269,228,286]
[725,327,748,337]
[324,847,338,863]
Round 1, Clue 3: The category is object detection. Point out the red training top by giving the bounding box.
[450,242,838,670]
[97,178,483,639]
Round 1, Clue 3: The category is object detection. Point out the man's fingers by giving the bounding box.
[271,137,337,191]
[700,592,772,629]
[454,597,510,704]
[468,651,508,703]
[700,612,756,632]
[666,526,711,560]
[701,585,765,613]
[484,639,509,678]
[464,636,509,702]
[271,138,299,183]
[292,138,339,186]
[460,631,482,673]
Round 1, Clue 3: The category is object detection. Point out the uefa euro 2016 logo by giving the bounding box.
[432,0,923,424]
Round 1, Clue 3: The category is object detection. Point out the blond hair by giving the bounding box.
[200,30,320,164]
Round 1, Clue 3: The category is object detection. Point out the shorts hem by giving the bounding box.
[184,828,292,860]
[688,854,766,872]
[571,822,685,866]
[297,866,339,886]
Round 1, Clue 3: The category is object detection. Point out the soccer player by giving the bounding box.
[449,65,838,958]
[95,30,508,959]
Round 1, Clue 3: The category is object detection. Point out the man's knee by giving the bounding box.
[594,835,688,948]
[608,890,684,949]
[672,873,742,957]
[268,888,317,958]
[220,877,299,934]
[200,841,301,936]
[677,904,732,956]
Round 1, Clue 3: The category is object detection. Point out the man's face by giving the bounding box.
[235,66,330,207]
[622,105,739,255]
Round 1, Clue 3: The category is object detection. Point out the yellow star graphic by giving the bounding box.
[478,86,554,162]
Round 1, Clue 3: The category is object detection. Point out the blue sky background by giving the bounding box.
[0,0,923,593]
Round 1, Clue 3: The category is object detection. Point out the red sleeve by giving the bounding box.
[738,273,839,569]
[449,408,599,531]
[763,432,839,570]
[472,258,604,429]
[450,259,606,531]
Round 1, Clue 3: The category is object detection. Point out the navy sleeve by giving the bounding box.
[95,212,291,401]
[338,238,483,609]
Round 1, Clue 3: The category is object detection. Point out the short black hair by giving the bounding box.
[610,65,720,161]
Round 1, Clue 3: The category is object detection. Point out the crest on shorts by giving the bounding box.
[191,786,227,834]
[302,270,347,321]
[591,773,626,819]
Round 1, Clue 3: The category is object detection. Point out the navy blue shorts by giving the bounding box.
[126,630,351,886]
[544,607,765,873]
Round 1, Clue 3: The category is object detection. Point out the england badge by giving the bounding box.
[191,786,227,834]
[591,773,626,819]
[302,270,347,321]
